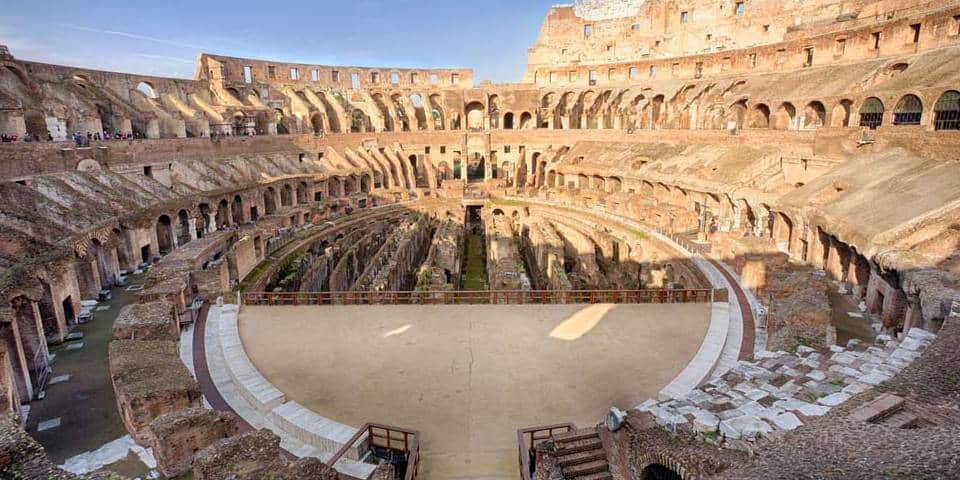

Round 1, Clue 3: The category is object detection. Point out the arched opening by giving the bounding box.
[310,112,324,134]
[177,210,191,246]
[264,187,277,214]
[136,81,158,99]
[650,95,665,129]
[772,102,797,130]
[296,182,309,204]
[465,102,485,131]
[407,155,422,188]
[281,184,294,207]
[216,199,230,228]
[519,112,533,129]
[893,94,923,125]
[274,109,290,135]
[488,95,500,129]
[156,215,174,254]
[859,97,884,129]
[410,94,426,130]
[510,160,523,187]
[934,90,960,130]
[467,153,485,182]
[197,204,211,238]
[803,101,826,129]
[726,99,748,130]
[503,112,514,129]
[748,103,770,128]
[607,176,622,193]
[436,161,452,183]
[232,195,244,224]
[350,109,366,133]
[831,100,853,127]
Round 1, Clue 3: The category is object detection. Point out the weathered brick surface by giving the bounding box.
[149,407,240,477]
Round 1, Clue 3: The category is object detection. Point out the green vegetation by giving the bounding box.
[461,234,488,290]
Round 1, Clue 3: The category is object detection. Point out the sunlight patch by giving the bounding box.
[549,304,615,341]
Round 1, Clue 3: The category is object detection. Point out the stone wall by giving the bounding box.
[108,340,201,444]
[148,408,240,477]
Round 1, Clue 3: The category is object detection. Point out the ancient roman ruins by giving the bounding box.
[1,0,960,478]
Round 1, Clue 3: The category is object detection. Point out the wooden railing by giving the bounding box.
[326,423,420,480]
[241,288,715,306]
[517,423,575,480]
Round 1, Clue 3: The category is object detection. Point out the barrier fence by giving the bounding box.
[241,288,716,306]
[517,423,575,480]
[326,423,420,480]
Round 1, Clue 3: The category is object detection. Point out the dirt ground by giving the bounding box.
[239,303,710,480]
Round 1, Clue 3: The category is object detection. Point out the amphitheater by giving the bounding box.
[0,0,959,479]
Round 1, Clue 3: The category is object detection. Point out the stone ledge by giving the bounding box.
[207,305,374,478]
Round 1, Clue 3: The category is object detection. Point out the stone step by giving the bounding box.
[571,472,613,480]
[556,437,603,456]
[848,393,905,423]
[562,459,608,478]
[553,429,599,444]
[558,449,606,468]
[882,409,920,429]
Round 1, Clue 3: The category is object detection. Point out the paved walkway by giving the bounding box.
[24,273,155,478]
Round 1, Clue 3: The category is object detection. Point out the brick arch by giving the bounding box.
[634,451,692,480]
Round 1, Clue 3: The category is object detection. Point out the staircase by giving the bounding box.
[553,429,612,480]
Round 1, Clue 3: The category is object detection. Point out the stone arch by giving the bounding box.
[650,94,665,129]
[428,94,445,131]
[264,187,278,214]
[502,112,514,129]
[216,199,230,228]
[519,111,532,129]
[136,81,158,99]
[296,182,309,204]
[76,158,101,171]
[934,90,960,130]
[197,203,212,238]
[831,99,853,127]
[488,94,500,129]
[803,101,826,129]
[748,103,770,128]
[156,215,174,254]
[232,195,244,224]
[893,94,923,125]
[465,102,485,131]
[280,184,294,207]
[607,176,622,193]
[772,102,796,130]
[176,209,191,246]
[859,97,884,129]
[310,112,324,134]
[726,99,748,129]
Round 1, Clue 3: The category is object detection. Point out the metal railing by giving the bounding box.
[326,423,420,480]
[241,288,714,306]
[517,423,575,480]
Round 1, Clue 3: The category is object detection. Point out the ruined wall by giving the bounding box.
[108,340,201,443]
[148,408,240,477]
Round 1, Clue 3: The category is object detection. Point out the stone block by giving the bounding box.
[719,416,772,440]
[771,412,803,431]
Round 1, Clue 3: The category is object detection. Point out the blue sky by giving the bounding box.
[1,0,557,84]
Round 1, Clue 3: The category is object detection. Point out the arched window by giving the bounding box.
[136,82,157,99]
[933,91,960,131]
[859,97,884,129]
[893,94,922,125]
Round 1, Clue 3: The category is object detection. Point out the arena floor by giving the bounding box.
[239,303,711,480]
